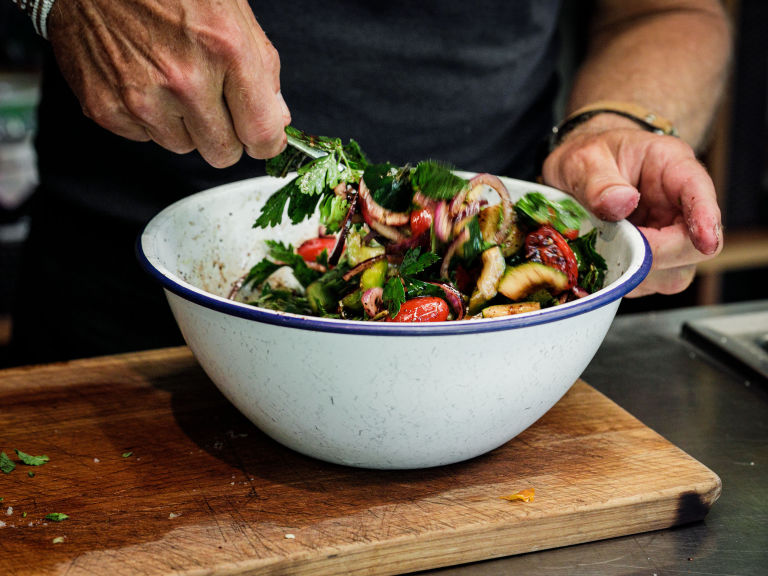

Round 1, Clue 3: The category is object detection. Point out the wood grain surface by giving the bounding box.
[0,347,721,576]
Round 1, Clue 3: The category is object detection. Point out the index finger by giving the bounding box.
[224,34,289,159]
[655,152,722,256]
[637,220,719,271]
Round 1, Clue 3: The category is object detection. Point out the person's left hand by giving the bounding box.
[542,116,722,297]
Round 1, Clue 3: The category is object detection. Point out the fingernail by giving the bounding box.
[708,222,723,255]
[598,185,639,220]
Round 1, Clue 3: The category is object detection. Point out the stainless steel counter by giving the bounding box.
[426,299,768,576]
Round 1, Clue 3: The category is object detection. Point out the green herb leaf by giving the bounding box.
[363,163,413,212]
[122,452,133,458]
[254,185,292,228]
[382,277,406,318]
[0,452,15,474]
[265,240,321,287]
[286,187,324,225]
[460,217,494,264]
[319,194,349,233]
[45,513,69,522]
[569,229,607,293]
[399,247,440,276]
[402,278,444,300]
[242,259,282,290]
[297,153,340,196]
[411,161,467,200]
[258,128,369,230]
[15,449,49,466]
[28,471,35,478]
[252,285,314,316]
[515,192,588,237]
[265,144,309,178]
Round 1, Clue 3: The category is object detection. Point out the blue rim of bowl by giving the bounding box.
[136,176,652,337]
[136,234,651,338]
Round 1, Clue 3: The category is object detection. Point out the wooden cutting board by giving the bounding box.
[0,347,720,576]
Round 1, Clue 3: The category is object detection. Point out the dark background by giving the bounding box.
[1,0,766,361]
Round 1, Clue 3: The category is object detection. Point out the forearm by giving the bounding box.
[567,0,732,149]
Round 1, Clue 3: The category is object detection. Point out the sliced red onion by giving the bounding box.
[342,254,387,282]
[358,177,410,226]
[358,182,407,242]
[448,185,470,217]
[469,173,514,244]
[305,261,327,273]
[361,286,384,318]
[440,227,470,279]
[412,191,435,210]
[428,281,465,320]
[433,200,452,242]
[385,230,430,255]
[367,218,407,242]
[328,191,358,266]
[572,285,590,299]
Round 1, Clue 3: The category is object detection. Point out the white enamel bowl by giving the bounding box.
[138,174,651,469]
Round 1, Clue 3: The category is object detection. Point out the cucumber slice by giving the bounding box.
[497,262,569,301]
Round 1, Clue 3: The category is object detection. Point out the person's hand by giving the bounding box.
[47,0,290,167]
[542,116,722,297]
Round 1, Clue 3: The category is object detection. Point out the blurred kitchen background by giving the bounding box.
[0,1,766,363]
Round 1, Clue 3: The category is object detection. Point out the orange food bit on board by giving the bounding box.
[500,488,535,503]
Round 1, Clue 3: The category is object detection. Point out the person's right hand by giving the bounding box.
[47,0,291,167]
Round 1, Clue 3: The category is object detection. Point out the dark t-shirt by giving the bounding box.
[11,0,562,364]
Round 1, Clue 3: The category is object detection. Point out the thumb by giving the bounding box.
[543,141,640,221]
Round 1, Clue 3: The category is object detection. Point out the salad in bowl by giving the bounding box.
[232,127,608,323]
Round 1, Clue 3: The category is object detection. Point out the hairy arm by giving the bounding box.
[568,0,731,147]
[543,0,732,296]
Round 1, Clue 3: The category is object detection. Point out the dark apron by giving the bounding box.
[10,0,561,364]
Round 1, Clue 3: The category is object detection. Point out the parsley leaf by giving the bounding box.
[411,161,467,200]
[265,240,321,287]
[401,278,444,300]
[254,185,292,228]
[242,259,282,290]
[381,247,443,317]
[569,229,607,293]
[319,194,349,233]
[286,186,323,225]
[459,217,494,264]
[297,153,340,196]
[0,451,15,474]
[45,513,69,522]
[383,277,406,318]
[400,247,440,276]
[257,127,369,229]
[363,163,413,212]
[265,144,309,178]
[515,192,588,236]
[251,285,314,316]
[15,450,49,466]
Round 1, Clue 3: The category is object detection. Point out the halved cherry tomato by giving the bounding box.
[524,225,578,288]
[410,207,433,238]
[296,237,338,263]
[387,296,450,322]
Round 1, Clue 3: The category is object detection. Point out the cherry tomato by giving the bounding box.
[410,207,433,238]
[387,296,450,322]
[296,237,338,263]
[524,225,578,288]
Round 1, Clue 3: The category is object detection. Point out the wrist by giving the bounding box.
[549,100,679,153]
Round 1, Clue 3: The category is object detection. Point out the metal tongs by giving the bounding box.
[286,131,328,159]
